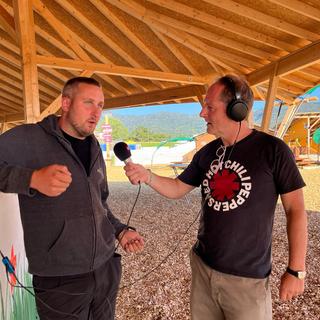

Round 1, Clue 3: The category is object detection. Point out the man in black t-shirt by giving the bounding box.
[0,77,144,320]
[124,75,307,320]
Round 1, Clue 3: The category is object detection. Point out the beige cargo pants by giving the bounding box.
[190,250,272,320]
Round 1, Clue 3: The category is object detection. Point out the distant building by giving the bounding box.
[182,132,215,163]
[284,111,320,155]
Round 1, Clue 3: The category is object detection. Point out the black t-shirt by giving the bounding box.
[62,131,91,176]
[178,130,305,278]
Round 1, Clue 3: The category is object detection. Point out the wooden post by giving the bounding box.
[13,0,40,123]
[261,64,279,133]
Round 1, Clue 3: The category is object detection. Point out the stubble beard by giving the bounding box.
[67,114,95,138]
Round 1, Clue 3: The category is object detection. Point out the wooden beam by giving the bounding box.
[252,86,265,101]
[0,91,23,107]
[132,2,275,61]
[0,2,15,41]
[89,0,171,73]
[268,0,320,22]
[281,74,314,88]
[88,0,172,92]
[140,0,297,52]
[152,30,200,76]
[300,67,320,79]
[13,0,40,123]
[153,21,263,69]
[0,0,142,93]
[103,85,206,109]
[275,89,295,104]
[262,64,279,132]
[0,121,8,133]
[0,46,66,91]
[277,104,297,138]
[0,80,23,99]
[53,0,164,90]
[107,0,264,70]
[277,80,303,94]
[36,55,206,84]
[247,39,320,86]
[35,26,78,59]
[202,0,318,42]
[34,0,149,93]
[0,34,19,54]
[148,22,235,71]
[54,24,143,94]
[0,97,22,111]
[1,112,24,122]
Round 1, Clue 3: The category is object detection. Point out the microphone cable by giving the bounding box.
[119,192,209,290]
[115,182,142,252]
[119,123,243,289]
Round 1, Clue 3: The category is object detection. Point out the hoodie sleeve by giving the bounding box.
[99,160,127,237]
[0,126,36,196]
[104,199,127,238]
[0,162,36,196]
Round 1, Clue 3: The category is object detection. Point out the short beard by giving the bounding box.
[66,114,92,138]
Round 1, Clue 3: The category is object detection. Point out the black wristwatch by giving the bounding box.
[286,267,306,279]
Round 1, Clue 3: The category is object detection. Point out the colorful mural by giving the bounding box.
[0,193,38,320]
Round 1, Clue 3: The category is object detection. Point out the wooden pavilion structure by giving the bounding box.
[0,0,320,133]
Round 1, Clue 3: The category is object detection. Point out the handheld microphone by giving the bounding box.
[113,142,132,164]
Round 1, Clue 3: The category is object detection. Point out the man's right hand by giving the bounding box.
[30,165,72,197]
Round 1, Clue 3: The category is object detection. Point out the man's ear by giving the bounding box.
[61,96,71,112]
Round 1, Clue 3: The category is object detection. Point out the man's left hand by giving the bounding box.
[118,229,144,253]
[279,271,305,301]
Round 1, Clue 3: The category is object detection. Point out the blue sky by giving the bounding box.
[109,86,320,116]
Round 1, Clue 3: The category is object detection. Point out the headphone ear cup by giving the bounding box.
[227,99,248,122]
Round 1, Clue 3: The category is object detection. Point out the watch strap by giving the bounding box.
[286,267,306,279]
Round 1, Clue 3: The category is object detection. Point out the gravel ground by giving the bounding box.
[109,169,320,320]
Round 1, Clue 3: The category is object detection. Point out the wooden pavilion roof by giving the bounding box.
[0,0,320,132]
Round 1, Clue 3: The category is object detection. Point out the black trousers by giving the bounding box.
[33,253,122,320]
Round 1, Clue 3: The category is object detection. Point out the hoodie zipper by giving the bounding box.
[88,146,101,270]
[87,180,97,271]
[40,118,101,271]
[57,134,98,271]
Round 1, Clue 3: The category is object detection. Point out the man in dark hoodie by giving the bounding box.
[0,77,144,320]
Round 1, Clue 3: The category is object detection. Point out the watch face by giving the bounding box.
[298,271,306,279]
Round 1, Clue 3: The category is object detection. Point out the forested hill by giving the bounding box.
[115,112,206,136]
[110,103,320,137]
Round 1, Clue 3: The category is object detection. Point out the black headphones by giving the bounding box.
[222,76,248,122]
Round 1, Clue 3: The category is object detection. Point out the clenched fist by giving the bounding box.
[30,164,72,197]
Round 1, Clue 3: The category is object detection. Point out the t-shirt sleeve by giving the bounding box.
[273,140,305,194]
[178,151,202,187]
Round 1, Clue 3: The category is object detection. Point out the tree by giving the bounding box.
[130,126,153,142]
[109,117,129,140]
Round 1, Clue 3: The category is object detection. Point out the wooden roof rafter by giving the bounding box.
[0,0,319,133]
[142,0,298,52]
[268,0,320,22]
[52,0,168,91]
[202,0,319,42]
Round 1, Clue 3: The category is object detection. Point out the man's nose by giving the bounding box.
[93,104,102,115]
[200,107,207,118]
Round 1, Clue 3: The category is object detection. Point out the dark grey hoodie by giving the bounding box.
[0,115,126,276]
